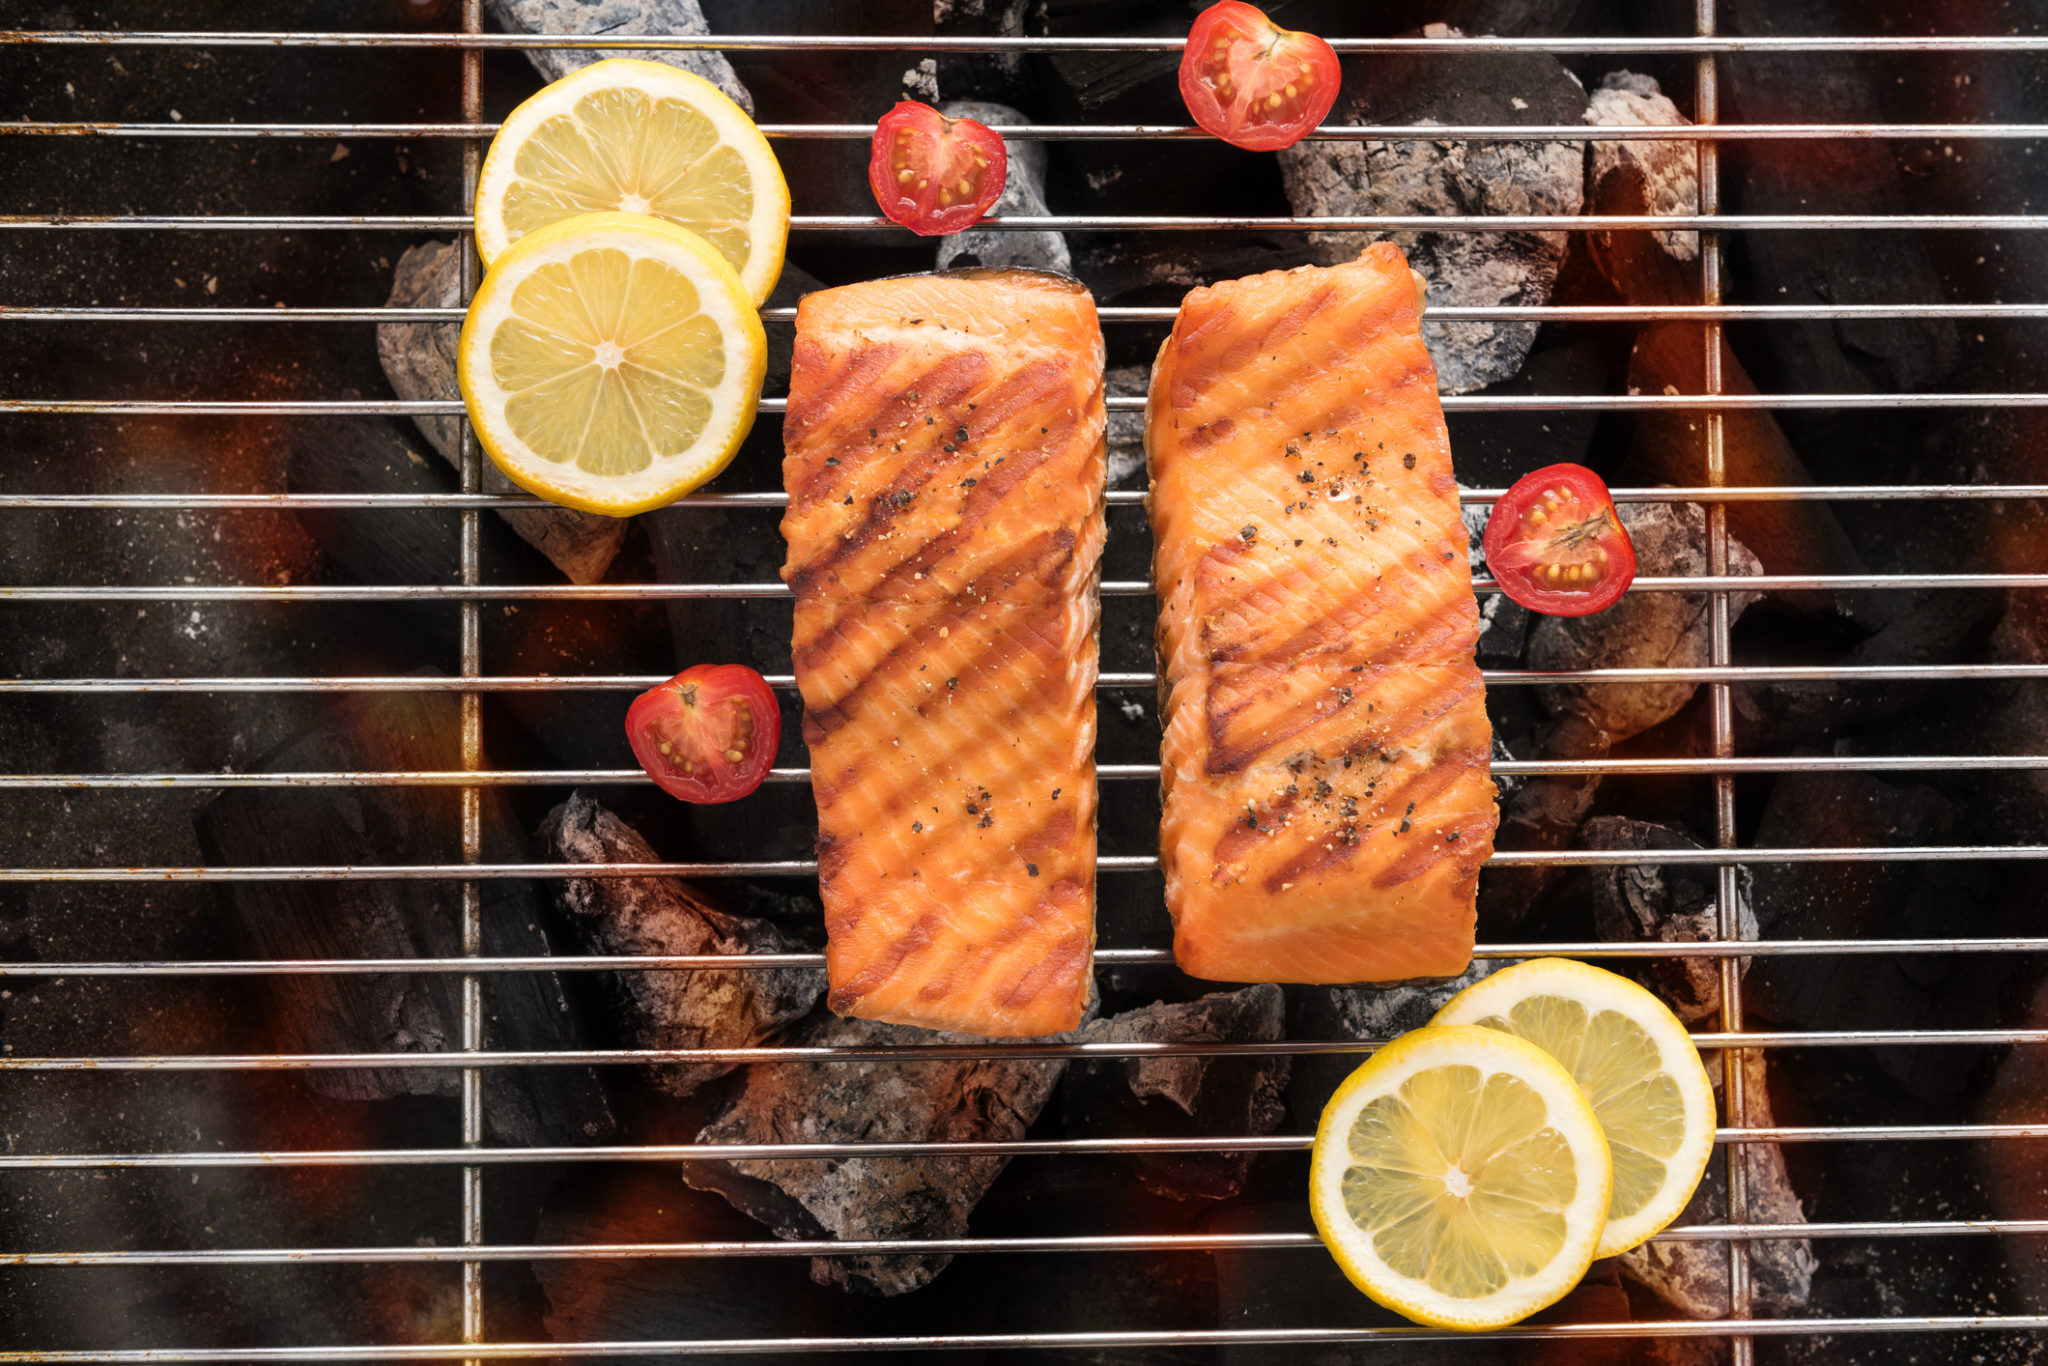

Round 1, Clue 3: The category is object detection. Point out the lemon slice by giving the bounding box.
[474,58,789,304]
[457,212,766,516]
[1310,1024,1612,1331]
[1432,958,1716,1259]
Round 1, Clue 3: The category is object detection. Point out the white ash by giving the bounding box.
[1586,71,1699,262]
[376,241,630,585]
[901,58,940,102]
[1460,487,1530,666]
[1276,26,1586,394]
[1317,958,1504,1043]
[1622,1048,1816,1318]
[1527,500,1763,741]
[484,0,753,114]
[540,792,825,1098]
[933,100,1072,276]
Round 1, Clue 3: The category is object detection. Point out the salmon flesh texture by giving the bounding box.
[781,268,1106,1037]
[1146,244,1497,985]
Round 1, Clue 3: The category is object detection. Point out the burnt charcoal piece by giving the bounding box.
[1476,714,1609,934]
[1584,70,1699,306]
[1277,25,1588,393]
[377,240,630,586]
[1745,771,2005,1105]
[194,689,615,1148]
[539,791,825,1097]
[931,0,1034,109]
[687,1010,1083,1295]
[1558,817,1755,1025]
[484,0,754,112]
[1286,961,1502,1132]
[1105,363,1150,489]
[1734,587,2003,749]
[1620,1050,1815,1319]
[933,101,1071,275]
[1528,500,1763,742]
[1622,322,1878,626]
[1062,986,1288,1202]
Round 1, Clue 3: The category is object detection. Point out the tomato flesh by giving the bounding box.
[868,101,1009,237]
[1481,464,1637,617]
[626,664,780,804]
[1178,1,1342,153]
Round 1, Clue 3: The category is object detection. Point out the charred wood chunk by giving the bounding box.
[484,0,753,112]
[193,689,615,1147]
[687,1010,1084,1295]
[931,0,1032,108]
[1529,500,1762,742]
[1584,70,1699,307]
[1276,26,1588,394]
[1062,986,1288,1202]
[933,101,1071,276]
[539,791,824,1097]
[1557,816,1755,1025]
[1747,771,2006,1105]
[378,240,630,586]
[1620,1050,1815,1319]
[1286,962,1503,1133]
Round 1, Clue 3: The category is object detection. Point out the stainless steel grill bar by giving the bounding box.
[11,393,2047,417]
[4,211,2044,232]
[2,1036,2045,1080]
[1,1124,2039,1172]
[5,845,2048,881]
[6,483,2048,509]
[6,1319,2048,1363]
[0,572,2040,601]
[12,304,2048,324]
[9,1219,2040,1268]
[10,30,2048,52]
[11,663,2048,693]
[9,754,2048,788]
[8,937,2048,978]
[4,1025,2036,1074]
[12,120,2048,142]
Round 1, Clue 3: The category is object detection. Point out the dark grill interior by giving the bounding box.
[2,0,2048,1361]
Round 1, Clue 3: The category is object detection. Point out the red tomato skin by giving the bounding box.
[625,664,781,805]
[868,101,1010,236]
[1178,1,1342,153]
[1482,463,1638,618]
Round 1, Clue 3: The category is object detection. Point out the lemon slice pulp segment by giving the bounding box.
[457,212,766,516]
[1310,1024,1612,1331]
[1431,958,1717,1258]
[474,58,789,304]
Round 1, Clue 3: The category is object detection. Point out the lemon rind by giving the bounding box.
[1308,1024,1613,1333]
[457,211,767,517]
[473,57,790,305]
[1430,957,1718,1259]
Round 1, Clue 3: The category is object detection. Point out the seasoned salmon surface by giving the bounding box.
[782,269,1105,1037]
[1146,244,1497,985]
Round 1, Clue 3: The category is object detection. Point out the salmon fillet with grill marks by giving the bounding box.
[1146,244,1497,985]
[781,268,1105,1037]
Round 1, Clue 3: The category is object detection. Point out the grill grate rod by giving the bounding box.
[9,1220,2042,1267]
[6,937,2048,977]
[11,754,2048,788]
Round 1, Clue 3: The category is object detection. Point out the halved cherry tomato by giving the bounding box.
[1482,464,1638,617]
[868,101,1008,236]
[1178,1,1341,152]
[626,664,780,804]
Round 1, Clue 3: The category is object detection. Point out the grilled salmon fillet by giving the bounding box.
[781,268,1106,1037]
[1146,243,1497,985]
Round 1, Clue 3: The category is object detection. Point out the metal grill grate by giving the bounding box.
[2,6,2047,1362]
